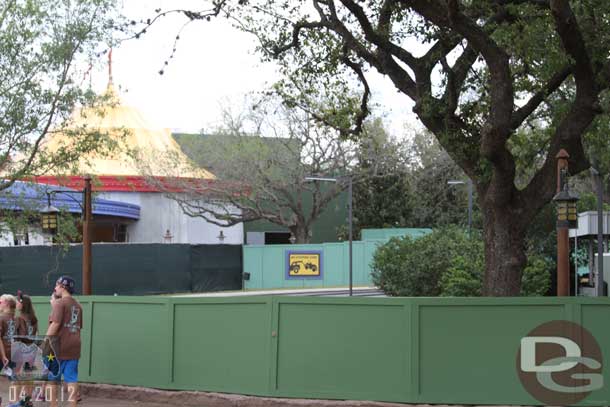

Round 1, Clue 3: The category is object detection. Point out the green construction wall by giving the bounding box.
[244,190,348,244]
[360,228,432,240]
[243,241,382,289]
[31,296,610,406]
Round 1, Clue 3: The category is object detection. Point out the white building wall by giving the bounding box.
[100,192,243,244]
[0,224,47,247]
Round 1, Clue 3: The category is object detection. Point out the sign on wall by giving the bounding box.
[286,251,323,279]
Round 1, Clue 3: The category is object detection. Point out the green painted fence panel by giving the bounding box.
[361,228,432,240]
[88,299,171,388]
[27,296,610,406]
[273,298,409,402]
[171,297,272,395]
[244,241,379,290]
[416,301,568,405]
[581,303,610,404]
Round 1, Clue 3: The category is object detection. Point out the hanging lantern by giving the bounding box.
[40,204,59,233]
[553,184,579,229]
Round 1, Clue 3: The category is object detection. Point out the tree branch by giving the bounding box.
[510,64,573,130]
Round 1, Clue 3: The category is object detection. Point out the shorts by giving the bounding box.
[47,359,78,383]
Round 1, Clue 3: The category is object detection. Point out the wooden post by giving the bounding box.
[82,176,92,295]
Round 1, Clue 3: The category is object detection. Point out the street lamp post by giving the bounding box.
[305,176,353,296]
[591,167,605,297]
[448,179,473,237]
[40,176,93,295]
[553,150,579,297]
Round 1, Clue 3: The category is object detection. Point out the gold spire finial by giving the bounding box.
[108,48,113,85]
[105,48,118,99]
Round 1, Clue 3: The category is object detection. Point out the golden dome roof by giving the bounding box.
[42,84,214,180]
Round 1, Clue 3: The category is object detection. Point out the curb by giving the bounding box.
[79,383,453,407]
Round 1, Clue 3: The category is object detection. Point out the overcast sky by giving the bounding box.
[91,0,419,135]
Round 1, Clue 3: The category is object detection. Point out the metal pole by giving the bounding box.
[348,176,353,297]
[467,179,473,238]
[593,168,604,297]
[574,235,578,296]
[556,150,570,296]
[82,176,92,295]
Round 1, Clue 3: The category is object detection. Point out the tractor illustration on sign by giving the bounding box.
[289,261,318,274]
[304,262,317,272]
[289,261,303,273]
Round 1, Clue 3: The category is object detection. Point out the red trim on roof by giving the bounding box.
[32,175,219,193]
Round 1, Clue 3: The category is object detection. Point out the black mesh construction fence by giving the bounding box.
[0,244,242,295]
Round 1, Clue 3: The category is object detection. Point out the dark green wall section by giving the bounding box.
[244,190,348,244]
[0,244,242,295]
[31,296,610,406]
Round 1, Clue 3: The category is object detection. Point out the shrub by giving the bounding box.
[521,255,552,296]
[371,226,475,296]
[372,226,551,297]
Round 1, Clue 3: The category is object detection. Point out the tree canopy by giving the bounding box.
[133,0,610,295]
[0,0,119,188]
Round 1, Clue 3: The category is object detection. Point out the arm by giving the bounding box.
[45,322,61,337]
[0,339,7,366]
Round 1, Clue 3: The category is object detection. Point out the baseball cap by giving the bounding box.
[56,276,76,294]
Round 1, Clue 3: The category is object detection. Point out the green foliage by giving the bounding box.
[0,0,120,187]
[521,256,552,297]
[348,119,413,239]
[406,131,478,229]
[440,249,485,297]
[371,226,476,297]
[373,227,551,297]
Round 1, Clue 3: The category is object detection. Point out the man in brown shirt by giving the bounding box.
[45,276,82,407]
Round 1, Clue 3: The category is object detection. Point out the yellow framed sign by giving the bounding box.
[286,251,323,279]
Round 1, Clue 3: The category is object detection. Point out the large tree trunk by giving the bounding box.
[482,204,527,296]
[289,225,311,244]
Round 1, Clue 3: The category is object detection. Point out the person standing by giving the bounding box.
[17,292,38,340]
[7,292,40,407]
[45,276,82,407]
[0,294,19,371]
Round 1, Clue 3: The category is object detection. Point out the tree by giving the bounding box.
[140,97,368,243]
[406,130,476,229]
[347,118,413,239]
[0,0,119,189]
[148,0,610,296]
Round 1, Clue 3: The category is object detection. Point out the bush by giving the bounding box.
[372,226,551,297]
[521,255,552,296]
[371,226,477,296]
[440,250,485,297]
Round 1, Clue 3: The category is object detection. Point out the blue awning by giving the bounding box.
[0,181,140,220]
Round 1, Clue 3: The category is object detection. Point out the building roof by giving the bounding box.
[569,211,610,238]
[0,181,140,220]
[40,85,215,180]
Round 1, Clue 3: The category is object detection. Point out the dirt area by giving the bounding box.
[0,381,538,407]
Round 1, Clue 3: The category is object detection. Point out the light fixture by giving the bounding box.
[553,183,579,229]
[40,202,59,233]
[217,230,226,243]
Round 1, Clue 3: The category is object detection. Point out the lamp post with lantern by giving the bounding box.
[553,151,579,296]
[40,176,93,295]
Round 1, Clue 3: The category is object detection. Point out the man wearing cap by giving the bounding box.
[45,276,82,407]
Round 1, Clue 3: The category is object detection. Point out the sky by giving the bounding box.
[88,0,419,136]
